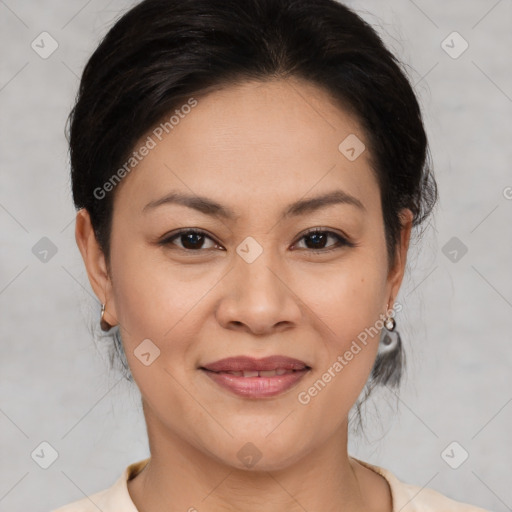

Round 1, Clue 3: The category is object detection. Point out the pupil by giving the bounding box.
[182,232,203,249]
[307,232,326,249]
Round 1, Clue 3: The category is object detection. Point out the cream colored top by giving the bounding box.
[52,457,490,511]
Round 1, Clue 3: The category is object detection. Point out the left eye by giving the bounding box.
[293,229,350,252]
[160,228,351,252]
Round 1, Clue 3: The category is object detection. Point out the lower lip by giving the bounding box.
[201,369,310,398]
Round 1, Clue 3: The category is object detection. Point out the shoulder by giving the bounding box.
[50,458,150,512]
[51,485,115,512]
[351,457,491,512]
[387,476,491,511]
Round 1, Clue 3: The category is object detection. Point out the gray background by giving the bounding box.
[1,0,511,510]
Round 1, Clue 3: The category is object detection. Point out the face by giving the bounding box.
[77,77,412,471]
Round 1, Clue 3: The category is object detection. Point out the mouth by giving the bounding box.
[199,355,311,398]
[201,368,307,377]
[200,355,311,372]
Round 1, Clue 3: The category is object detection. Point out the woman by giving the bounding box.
[53,0,489,510]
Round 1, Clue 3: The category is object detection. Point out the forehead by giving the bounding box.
[112,78,380,219]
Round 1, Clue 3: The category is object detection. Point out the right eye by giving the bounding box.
[159,229,222,252]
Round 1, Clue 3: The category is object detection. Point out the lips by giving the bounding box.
[199,355,311,398]
[200,355,311,373]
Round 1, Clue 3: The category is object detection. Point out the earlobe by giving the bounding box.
[74,208,117,325]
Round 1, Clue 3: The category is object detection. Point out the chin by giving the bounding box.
[218,431,306,472]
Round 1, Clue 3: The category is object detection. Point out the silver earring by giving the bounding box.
[372,310,404,387]
[378,314,399,354]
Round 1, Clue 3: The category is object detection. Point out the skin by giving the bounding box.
[76,77,413,512]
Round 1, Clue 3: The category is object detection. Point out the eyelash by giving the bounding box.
[159,228,355,254]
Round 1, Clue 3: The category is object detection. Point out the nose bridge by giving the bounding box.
[234,234,285,306]
[216,234,301,333]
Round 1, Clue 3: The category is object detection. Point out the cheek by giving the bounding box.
[110,239,170,328]
[109,241,224,359]
[291,255,388,412]
[304,253,388,346]
[108,246,206,415]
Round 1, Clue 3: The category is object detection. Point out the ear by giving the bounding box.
[387,208,413,305]
[74,208,118,327]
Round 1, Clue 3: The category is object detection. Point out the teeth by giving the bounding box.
[242,370,259,377]
[222,369,299,377]
[259,370,278,377]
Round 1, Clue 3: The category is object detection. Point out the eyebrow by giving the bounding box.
[142,189,366,219]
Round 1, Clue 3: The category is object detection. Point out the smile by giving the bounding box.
[200,367,310,398]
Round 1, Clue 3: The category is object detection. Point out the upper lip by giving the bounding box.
[200,356,311,372]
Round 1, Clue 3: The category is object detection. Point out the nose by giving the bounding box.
[215,249,302,336]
